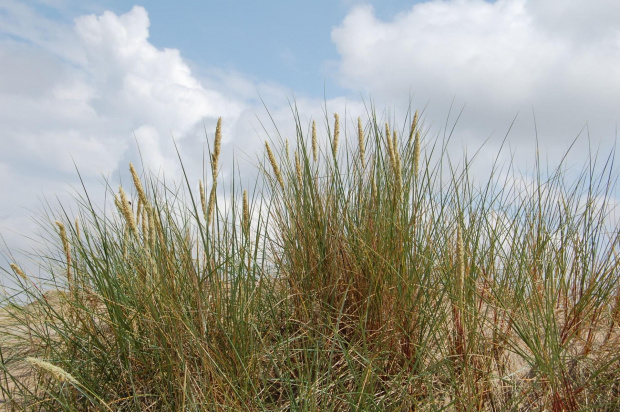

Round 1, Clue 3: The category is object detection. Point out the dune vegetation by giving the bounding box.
[1,106,619,411]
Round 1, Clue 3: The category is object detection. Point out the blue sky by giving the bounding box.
[17,0,426,97]
[2,0,620,287]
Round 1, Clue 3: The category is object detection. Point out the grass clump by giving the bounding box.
[1,105,620,411]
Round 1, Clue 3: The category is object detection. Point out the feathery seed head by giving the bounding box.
[395,148,402,201]
[55,221,68,249]
[295,151,302,186]
[409,110,419,144]
[333,113,340,157]
[393,130,398,153]
[199,180,207,220]
[10,263,27,281]
[55,220,71,281]
[358,117,365,168]
[386,128,396,169]
[212,117,222,180]
[136,196,143,224]
[119,186,137,235]
[242,190,250,232]
[129,163,148,206]
[75,217,80,242]
[114,195,122,213]
[26,357,79,385]
[265,141,284,189]
[312,120,317,162]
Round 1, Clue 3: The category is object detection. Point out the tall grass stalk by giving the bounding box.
[1,107,619,410]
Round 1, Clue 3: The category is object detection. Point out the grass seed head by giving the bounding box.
[129,163,148,206]
[199,180,207,220]
[243,190,250,232]
[55,220,71,281]
[136,196,143,223]
[393,130,398,153]
[75,217,80,242]
[386,126,396,170]
[333,113,340,157]
[119,186,137,235]
[295,151,302,186]
[26,357,80,386]
[358,117,365,168]
[393,131,400,170]
[265,141,284,189]
[312,120,317,162]
[10,263,27,281]
[409,110,419,145]
[212,117,222,180]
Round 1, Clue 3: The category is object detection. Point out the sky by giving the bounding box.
[1,0,620,288]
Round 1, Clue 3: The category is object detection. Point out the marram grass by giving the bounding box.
[1,106,620,411]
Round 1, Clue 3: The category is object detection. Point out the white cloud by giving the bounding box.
[0,5,254,283]
[0,4,365,288]
[5,0,619,289]
[331,0,620,168]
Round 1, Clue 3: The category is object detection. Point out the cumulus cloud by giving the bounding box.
[331,0,620,165]
[0,4,365,288]
[0,5,254,283]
